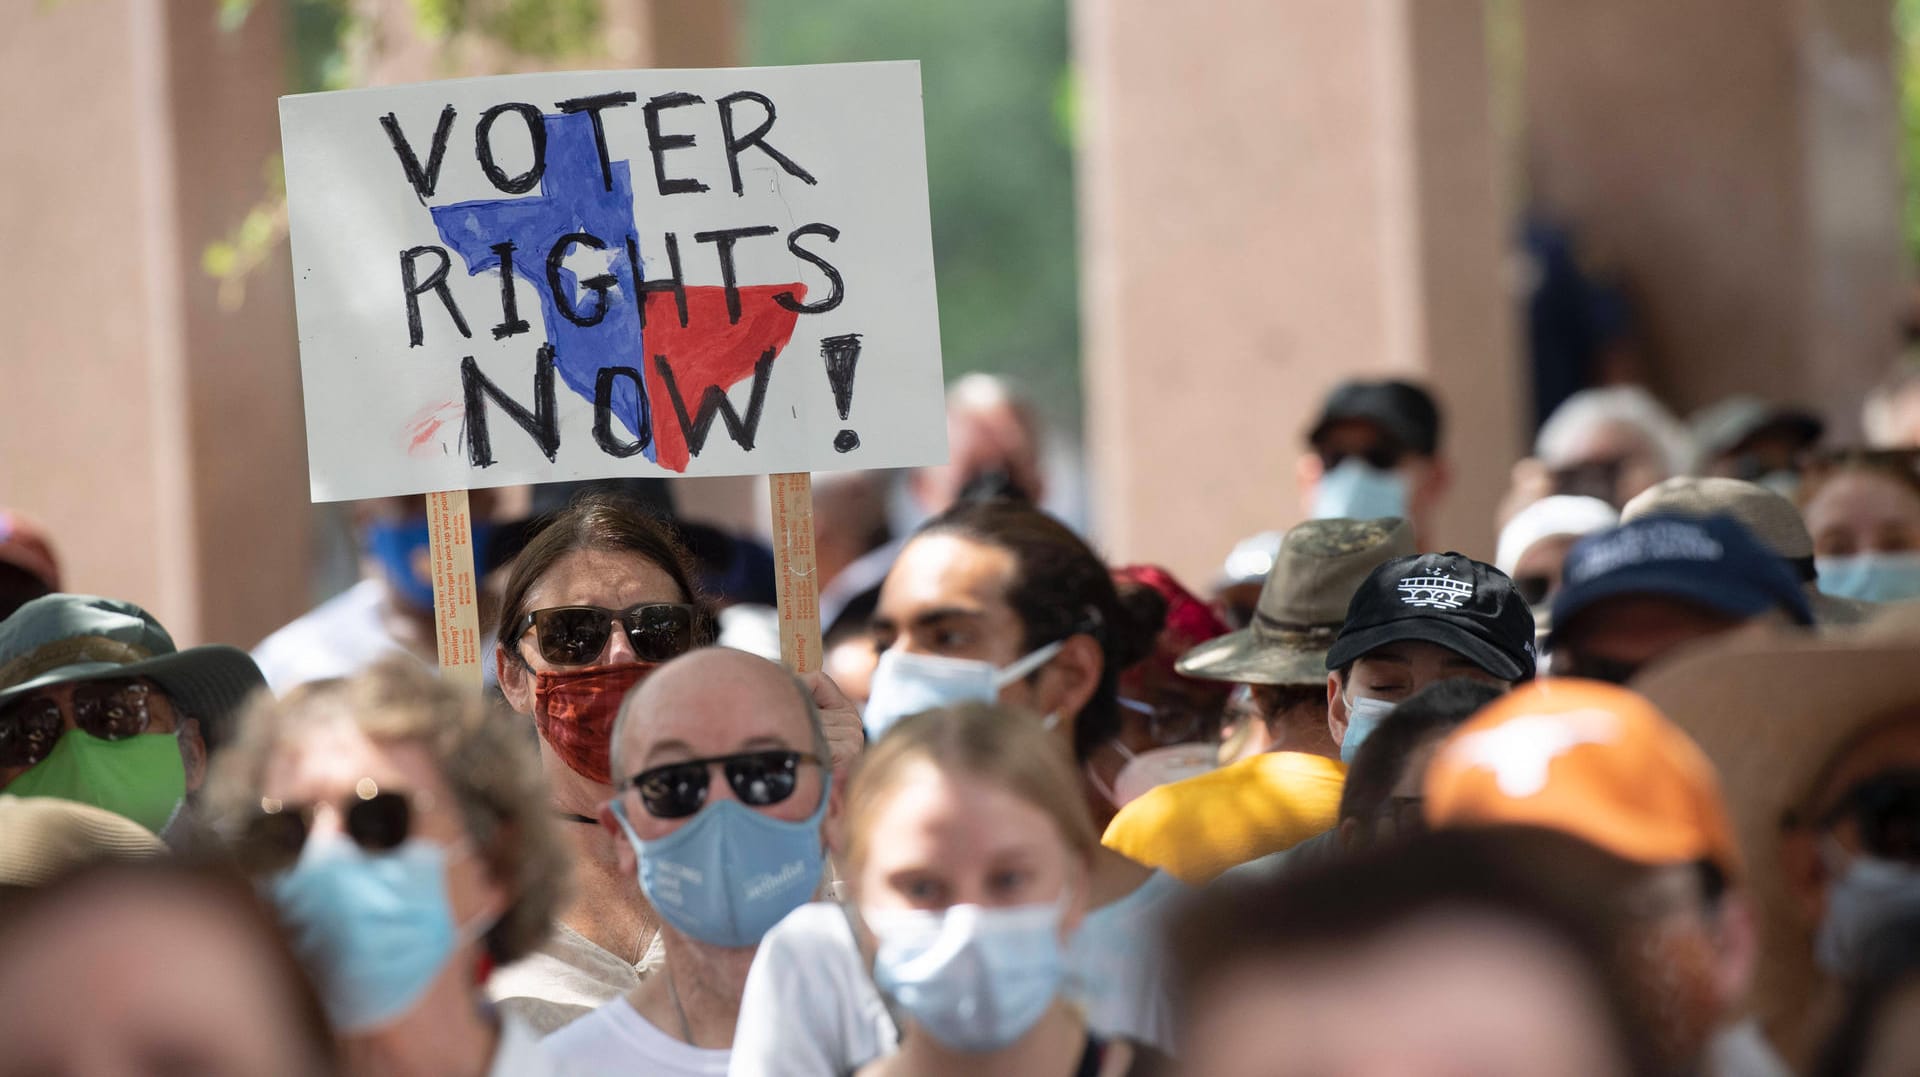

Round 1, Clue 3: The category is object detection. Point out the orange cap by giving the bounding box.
[1424,679,1742,877]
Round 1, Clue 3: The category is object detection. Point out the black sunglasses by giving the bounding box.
[1818,771,1920,863]
[233,787,423,874]
[516,603,697,666]
[619,749,822,819]
[0,679,158,770]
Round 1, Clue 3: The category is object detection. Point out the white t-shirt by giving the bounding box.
[728,903,897,1077]
[251,579,501,693]
[252,580,412,690]
[726,871,1186,1077]
[542,997,731,1077]
[489,1013,595,1077]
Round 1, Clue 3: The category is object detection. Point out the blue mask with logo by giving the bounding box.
[1312,458,1410,522]
[365,518,500,613]
[1816,552,1920,605]
[1339,694,1398,765]
[269,836,463,1032]
[613,778,830,948]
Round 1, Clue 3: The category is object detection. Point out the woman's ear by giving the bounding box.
[498,644,533,713]
[1042,634,1104,726]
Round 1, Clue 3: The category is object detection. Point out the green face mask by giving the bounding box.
[7,730,187,835]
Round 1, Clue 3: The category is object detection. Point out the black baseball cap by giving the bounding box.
[1325,553,1536,681]
[1307,380,1442,457]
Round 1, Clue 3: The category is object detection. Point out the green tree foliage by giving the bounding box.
[203,0,605,308]
[746,0,1082,428]
[1900,0,1920,265]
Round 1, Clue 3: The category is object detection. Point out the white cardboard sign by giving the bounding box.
[280,61,947,502]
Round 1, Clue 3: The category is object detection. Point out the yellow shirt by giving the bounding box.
[1101,752,1346,884]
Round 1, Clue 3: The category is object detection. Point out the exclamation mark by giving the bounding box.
[823,333,864,453]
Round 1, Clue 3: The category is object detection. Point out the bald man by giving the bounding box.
[547,648,841,1071]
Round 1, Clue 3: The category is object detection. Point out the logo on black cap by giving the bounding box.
[1397,574,1474,610]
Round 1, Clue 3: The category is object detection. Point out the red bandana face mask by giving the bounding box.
[532,663,657,786]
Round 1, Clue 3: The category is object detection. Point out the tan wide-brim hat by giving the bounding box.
[0,795,166,888]
[1633,613,1920,1027]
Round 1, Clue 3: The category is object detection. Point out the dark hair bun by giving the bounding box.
[1109,577,1169,672]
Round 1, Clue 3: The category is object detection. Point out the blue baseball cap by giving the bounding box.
[1549,514,1814,646]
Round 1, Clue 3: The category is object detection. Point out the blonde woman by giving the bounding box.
[788,702,1163,1077]
[205,658,577,1076]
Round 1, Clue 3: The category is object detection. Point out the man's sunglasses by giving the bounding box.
[1817,771,1920,863]
[619,749,821,819]
[515,603,697,666]
[232,786,423,874]
[0,679,158,770]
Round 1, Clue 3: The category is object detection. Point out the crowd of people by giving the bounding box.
[4,366,1920,1077]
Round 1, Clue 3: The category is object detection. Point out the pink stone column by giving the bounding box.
[1074,0,1523,583]
[1522,0,1906,436]
[0,0,308,647]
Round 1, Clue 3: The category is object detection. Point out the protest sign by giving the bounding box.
[280,62,948,674]
[281,61,946,501]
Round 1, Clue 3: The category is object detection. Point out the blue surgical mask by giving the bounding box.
[861,640,1067,741]
[613,779,830,949]
[364,517,500,613]
[1312,458,1410,521]
[1816,552,1920,604]
[269,835,465,1032]
[1815,842,1920,975]
[865,897,1071,1053]
[1340,694,1397,765]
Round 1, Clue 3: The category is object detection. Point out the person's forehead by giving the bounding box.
[878,534,1018,616]
[1,885,310,1067]
[862,765,1063,864]
[1809,471,1920,525]
[621,666,811,760]
[525,547,684,610]
[262,719,447,805]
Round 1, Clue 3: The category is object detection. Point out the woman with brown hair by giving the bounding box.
[204,658,571,1075]
[845,703,1162,1077]
[486,491,712,1030]
[734,501,1181,1077]
[1799,452,1920,604]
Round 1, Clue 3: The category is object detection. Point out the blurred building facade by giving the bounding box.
[1,0,1908,640]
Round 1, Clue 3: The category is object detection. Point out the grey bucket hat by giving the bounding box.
[0,595,267,745]
[1176,518,1417,686]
